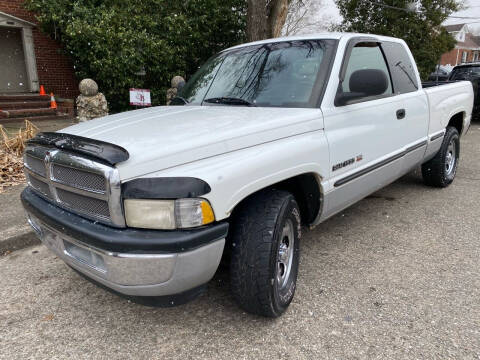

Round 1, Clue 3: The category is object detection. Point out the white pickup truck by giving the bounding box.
[22,33,473,317]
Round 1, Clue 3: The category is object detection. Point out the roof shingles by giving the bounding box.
[444,23,466,32]
[456,33,480,50]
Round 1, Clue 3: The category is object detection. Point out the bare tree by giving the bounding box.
[282,0,329,36]
[247,0,292,42]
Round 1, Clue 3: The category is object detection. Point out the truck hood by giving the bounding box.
[63,106,323,180]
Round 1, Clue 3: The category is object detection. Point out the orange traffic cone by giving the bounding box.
[39,85,46,95]
[50,93,57,109]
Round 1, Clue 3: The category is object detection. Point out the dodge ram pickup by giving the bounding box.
[22,33,474,317]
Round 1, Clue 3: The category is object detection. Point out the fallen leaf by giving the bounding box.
[0,120,38,193]
[43,314,55,321]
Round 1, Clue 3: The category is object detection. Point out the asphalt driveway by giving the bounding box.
[1,125,479,359]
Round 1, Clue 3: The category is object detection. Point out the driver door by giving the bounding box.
[322,41,405,218]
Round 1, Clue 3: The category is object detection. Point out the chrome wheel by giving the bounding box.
[445,139,457,176]
[276,219,295,290]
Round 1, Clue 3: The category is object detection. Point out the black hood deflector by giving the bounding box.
[27,132,129,166]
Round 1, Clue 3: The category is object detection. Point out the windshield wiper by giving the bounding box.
[203,97,255,106]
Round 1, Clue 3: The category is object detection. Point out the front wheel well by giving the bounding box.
[230,173,322,226]
[448,112,464,136]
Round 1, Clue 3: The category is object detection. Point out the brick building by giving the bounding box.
[0,0,77,99]
[440,24,480,67]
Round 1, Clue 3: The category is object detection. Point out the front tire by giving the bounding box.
[229,189,301,317]
[422,126,460,188]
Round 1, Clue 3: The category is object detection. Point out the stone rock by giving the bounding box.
[171,76,185,89]
[79,79,99,96]
[76,92,108,123]
[166,88,178,105]
[76,78,108,122]
[166,76,186,105]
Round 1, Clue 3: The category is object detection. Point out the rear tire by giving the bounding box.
[229,189,301,317]
[422,126,460,188]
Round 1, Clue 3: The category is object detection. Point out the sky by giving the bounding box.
[318,0,341,28]
[445,0,480,33]
[316,0,480,32]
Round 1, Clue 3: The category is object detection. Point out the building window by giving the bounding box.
[474,51,479,62]
[462,51,468,63]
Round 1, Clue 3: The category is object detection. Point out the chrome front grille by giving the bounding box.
[25,154,47,177]
[52,163,107,193]
[24,145,125,227]
[56,188,111,219]
[26,173,51,198]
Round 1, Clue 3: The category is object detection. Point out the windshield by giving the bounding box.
[450,66,480,81]
[177,40,336,108]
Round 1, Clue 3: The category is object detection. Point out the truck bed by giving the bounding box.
[423,80,473,136]
[421,80,456,88]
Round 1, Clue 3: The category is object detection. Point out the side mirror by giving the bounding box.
[335,91,367,106]
[335,69,389,106]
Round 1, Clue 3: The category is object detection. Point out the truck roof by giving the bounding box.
[224,32,405,52]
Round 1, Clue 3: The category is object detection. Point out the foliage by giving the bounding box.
[333,0,461,79]
[25,0,246,112]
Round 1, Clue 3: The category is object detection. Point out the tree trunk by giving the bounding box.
[247,0,268,42]
[267,0,289,38]
[247,0,291,42]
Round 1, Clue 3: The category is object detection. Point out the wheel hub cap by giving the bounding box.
[445,139,456,176]
[276,219,294,290]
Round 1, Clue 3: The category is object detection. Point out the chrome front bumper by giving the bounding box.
[26,213,225,297]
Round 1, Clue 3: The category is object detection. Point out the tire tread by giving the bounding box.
[422,126,459,188]
[229,189,297,317]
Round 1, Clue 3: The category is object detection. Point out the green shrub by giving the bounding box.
[26,0,246,112]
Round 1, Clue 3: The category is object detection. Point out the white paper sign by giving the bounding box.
[129,88,151,107]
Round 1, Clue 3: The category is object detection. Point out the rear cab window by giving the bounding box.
[381,41,419,94]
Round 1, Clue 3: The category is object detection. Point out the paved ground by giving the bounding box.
[1,125,480,359]
[0,184,33,254]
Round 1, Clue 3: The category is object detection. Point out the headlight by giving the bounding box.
[124,198,215,229]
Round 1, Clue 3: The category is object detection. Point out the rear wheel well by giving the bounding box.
[448,112,464,135]
[230,173,322,226]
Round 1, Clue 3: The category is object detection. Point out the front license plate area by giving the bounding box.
[42,229,64,256]
[26,213,108,276]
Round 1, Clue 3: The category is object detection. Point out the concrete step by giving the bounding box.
[0,94,50,102]
[0,108,56,119]
[0,114,73,124]
[0,100,51,110]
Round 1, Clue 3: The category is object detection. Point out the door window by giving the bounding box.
[336,42,392,105]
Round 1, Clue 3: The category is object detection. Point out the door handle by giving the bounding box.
[396,109,406,120]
